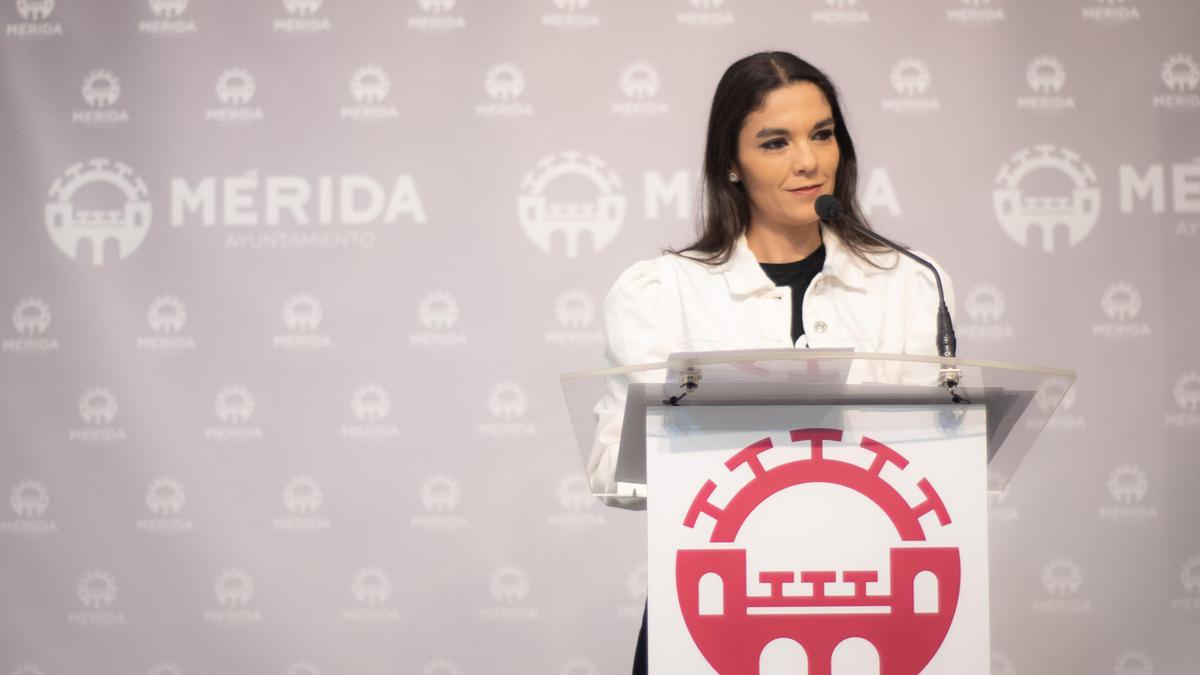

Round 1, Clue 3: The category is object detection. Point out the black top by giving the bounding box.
[759,244,827,344]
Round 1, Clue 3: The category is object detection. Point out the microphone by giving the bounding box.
[815,195,961,390]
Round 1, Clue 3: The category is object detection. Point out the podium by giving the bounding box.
[561,350,1075,675]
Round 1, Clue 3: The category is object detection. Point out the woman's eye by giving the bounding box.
[761,138,787,150]
[813,129,835,141]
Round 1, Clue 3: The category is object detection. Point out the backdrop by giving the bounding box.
[2,1,1198,674]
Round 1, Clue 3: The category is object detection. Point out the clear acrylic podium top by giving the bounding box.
[561,350,1076,500]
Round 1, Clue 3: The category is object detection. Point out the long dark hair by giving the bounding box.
[674,51,886,265]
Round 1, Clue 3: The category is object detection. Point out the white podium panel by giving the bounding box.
[646,405,990,675]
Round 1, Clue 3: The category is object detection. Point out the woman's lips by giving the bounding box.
[787,184,823,196]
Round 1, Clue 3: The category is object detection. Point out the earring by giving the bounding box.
[729,172,739,183]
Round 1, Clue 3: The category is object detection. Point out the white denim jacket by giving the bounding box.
[588,227,955,505]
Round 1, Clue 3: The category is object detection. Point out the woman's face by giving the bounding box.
[735,81,840,232]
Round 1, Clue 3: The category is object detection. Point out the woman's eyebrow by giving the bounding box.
[754,127,791,138]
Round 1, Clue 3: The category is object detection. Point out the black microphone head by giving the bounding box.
[814,194,841,221]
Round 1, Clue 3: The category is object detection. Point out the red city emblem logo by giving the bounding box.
[676,428,961,674]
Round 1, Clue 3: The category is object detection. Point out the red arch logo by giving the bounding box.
[676,428,961,674]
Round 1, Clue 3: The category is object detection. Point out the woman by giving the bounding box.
[590,51,953,673]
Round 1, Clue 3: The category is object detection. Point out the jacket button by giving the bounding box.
[812,280,823,293]
[814,321,828,333]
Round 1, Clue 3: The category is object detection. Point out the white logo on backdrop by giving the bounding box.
[351,384,391,421]
[275,293,332,350]
[351,566,393,605]
[1030,376,1085,431]
[45,159,152,265]
[556,290,594,327]
[548,473,604,528]
[140,0,198,34]
[1034,557,1093,613]
[139,295,196,352]
[1167,371,1200,429]
[78,570,118,608]
[1114,650,1154,675]
[215,385,254,423]
[146,662,184,675]
[991,652,1017,675]
[419,291,459,329]
[1082,0,1141,25]
[70,569,127,625]
[481,565,539,620]
[987,470,1020,522]
[138,476,194,535]
[206,569,263,623]
[5,296,59,354]
[1171,555,1200,612]
[149,0,187,18]
[3,479,58,536]
[676,0,734,28]
[946,0,1005,23]
[7,665,46,675]
[15,0,54,20]
[207,68,264,124]
[545,289,604,345]
[411,292,468,346]
[1154,54,1200,110]
[342,66,399,121]
[812,0,870,25]
[81,70,121,107]
[420,474,460,511]
[542,0,600,29]
[342,566,401,621]
[1018,56,1076,112]
[342,384,401,441]
[7,0,62,38]
[79,386,118,425]
[285,289,328,326]
[421,660,461,675]
[883,58,940,113]
[476,381,538,436]
[283,476,323,514]
[11,297,50,335]
[408,0,466,30]
[1027,56,1066,93]
[560,659,600,675]
[1093,282,1151,338]
[1174,372,1200,411]
[285,662,322,675]
[146,477,186,516]
[617,564,648,618]
[518,151,626,258]
[958,284,1014,340]
[147,295,186,334]
[611,62,669,116]
[275,0,331,32]
[488,381,528,419]
[994,145,1101,252]
[206,385,263,442]
[70,386,127,443]
[1162,54,1200,92]
[349,66,390,103]
[274,475,331,532]
[484,63,526,101]
[1100,464,1157,521]
[10,479,49,518]
[216,68,255,105]
[475,61,533,117]
[215,569,254,606]
[411,473,469,530]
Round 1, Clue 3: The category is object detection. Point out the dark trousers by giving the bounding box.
[632,604,647,674]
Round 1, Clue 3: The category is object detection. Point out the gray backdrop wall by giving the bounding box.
[2,1,1198,674]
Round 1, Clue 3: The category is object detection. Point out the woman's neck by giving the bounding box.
[745,220,823,263]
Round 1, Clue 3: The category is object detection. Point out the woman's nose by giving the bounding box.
[791,142,817,174]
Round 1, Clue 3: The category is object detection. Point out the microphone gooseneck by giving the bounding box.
[814,195,961,391]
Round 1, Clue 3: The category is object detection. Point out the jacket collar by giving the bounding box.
[718,227,894,296]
